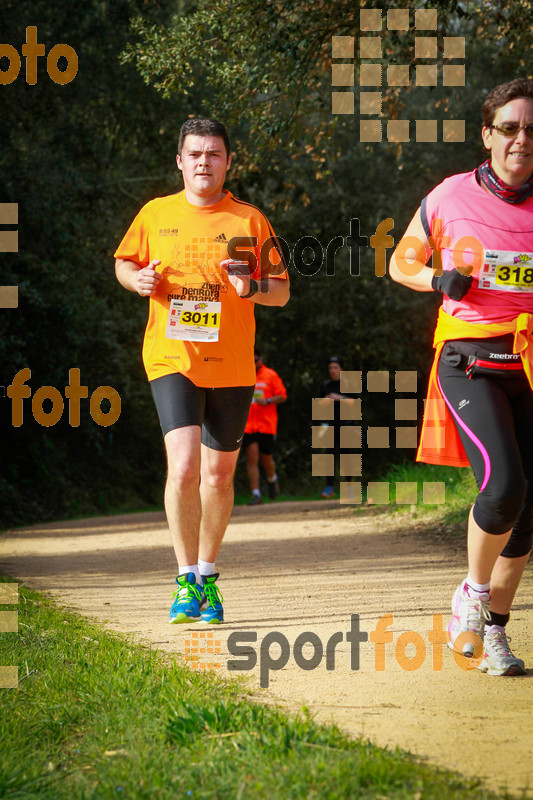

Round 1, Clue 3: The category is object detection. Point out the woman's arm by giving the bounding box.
[389,206,473,301]
[389,207,434,292]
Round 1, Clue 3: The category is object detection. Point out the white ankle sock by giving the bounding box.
[180,564,201,583]
[252,488,261,497]
[466,574,490,594]
[267,474,277,483]
[198,559,215,577]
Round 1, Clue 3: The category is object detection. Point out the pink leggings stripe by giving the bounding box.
[437,374,491,491]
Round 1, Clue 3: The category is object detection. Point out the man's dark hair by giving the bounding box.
[482,79,533,128]
[177,118,231,158]
[328,356,343,368]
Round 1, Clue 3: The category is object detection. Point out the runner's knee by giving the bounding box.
[167,457,200,488]
[500,492,533,557]
[500,528,533,558]
[203,469,234,491]
[202,458,236,491]
[473,475,527,535]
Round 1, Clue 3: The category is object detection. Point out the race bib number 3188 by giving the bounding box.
[165,299,221,341]
[479,250,533,293]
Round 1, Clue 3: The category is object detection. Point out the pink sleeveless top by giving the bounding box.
[421,170,533,323]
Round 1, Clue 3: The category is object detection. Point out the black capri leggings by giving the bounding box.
[438,344,533,557]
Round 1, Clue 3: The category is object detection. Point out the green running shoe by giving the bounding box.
[200,573,224,624]
[169,572,204,624]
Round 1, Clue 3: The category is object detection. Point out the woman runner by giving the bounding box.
[389,79,533,676]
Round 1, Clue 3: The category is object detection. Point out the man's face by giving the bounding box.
[481,98,533,187]
[176,135,231,202]
[254,354,263,370]
[328,362,341,380]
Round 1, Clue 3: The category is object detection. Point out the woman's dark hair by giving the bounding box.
[482,79,533,128]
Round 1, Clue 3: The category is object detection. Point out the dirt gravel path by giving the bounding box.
[1,501,532,796]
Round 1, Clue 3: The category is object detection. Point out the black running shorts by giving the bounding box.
[242,432,275,455]
[150,372,255,452]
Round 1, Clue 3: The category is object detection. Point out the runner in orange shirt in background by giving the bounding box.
[115,118,289,624]
[243,349,287,505]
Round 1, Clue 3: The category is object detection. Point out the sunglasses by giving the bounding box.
[491,122,533,139]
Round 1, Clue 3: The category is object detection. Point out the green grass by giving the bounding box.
[367,461,478,533]
[0,578,525,800]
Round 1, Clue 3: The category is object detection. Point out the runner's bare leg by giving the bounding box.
[163,426,202,568]
[467,506,512,585]
[199,444,240,563]
[490,551,531,614]
[465,504,531,614]
[259,452,276,481]
[245,441,260,491]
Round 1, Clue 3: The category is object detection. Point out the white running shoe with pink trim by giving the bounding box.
[477,629,526,676]
[447,580,491,657]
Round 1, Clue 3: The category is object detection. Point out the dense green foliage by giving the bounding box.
[0,578,516,799]
[1,0,180,524]
[1,0,532,525]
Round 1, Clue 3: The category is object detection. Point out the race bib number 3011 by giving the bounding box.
[479,250,533,292]
[166,299,221,341]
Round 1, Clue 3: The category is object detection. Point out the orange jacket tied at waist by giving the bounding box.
[417,309,533,467]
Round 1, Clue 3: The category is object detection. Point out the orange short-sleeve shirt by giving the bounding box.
[114,190,287,387]
[244,364,287,435]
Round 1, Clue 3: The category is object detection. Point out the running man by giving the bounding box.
[243,348,287,505]
[114,118,289,623]
[390,79,533,675]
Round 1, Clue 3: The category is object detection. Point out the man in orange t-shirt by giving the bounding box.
[243,349,287,504]
[114,118,289,624]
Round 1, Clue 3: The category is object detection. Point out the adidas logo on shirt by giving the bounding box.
[213,233,227,242]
